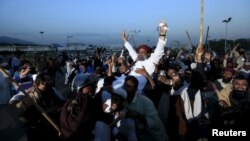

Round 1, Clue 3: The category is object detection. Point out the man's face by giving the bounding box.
[111,95,124,112]
[123,80,136,102]
[233,79,248,92]
[80,65,87,73]
[222,71,233,83]
[184,71,192,82]
[166,49,171,56]
[232,79,248,100]
[244,64,250,71]
[138,49,148,61]
[203,52,211,62]
[167,68,176,78]
[38,81,47,91]
[81,85,94,97]
[20,66,31,76]
[227,62,233,68]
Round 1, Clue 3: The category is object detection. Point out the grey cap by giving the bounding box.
[77,81,95,91]
[113,87,127,99]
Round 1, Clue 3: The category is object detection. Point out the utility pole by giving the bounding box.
[39,31,44,45]
[222,17,232,52]
[67,35,73,56]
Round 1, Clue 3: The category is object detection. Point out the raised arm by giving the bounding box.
[148,21,168,64]
[122,31,138,61]
[229,43,240,58]
[195,43,204,63]
[135,66,156,89]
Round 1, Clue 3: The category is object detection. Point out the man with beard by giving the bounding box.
[123,76,168,141]
[214,67,234,91]
[175,71,210,141]
[95,21,168,95]
[239,61,250,79]
[212,76,250,134]
[217,75,250,107]
[117,21,168,91]
[234,48,247,71]
[9,73,64,141]
[60,81,96,141]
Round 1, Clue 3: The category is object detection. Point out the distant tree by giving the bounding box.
[235,38,250,50]
[209,38,250,54]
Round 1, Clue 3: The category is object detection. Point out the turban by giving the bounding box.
[223,67,234,74]
[138,44,152,53]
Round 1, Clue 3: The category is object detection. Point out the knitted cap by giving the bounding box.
[223,67,234,74]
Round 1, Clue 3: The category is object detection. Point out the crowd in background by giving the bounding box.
[0,21,250,141]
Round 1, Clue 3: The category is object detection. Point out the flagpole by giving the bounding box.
[199,0,204,45]
[195,0,204,62]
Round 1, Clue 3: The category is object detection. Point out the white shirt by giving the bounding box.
[124,38,166,90]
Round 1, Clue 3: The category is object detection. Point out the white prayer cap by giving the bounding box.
[244,62,250,66]
[190,63,197,70]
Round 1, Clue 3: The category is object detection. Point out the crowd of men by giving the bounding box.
[0,21,249,141]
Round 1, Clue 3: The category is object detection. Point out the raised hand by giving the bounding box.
[232,43,240,51]
[111,53,117,63]
[159,20,168,37]
[107,58,113,68]
[195,43,204,62]
[158,75,169,85]
[121,30,129,43]
[118,56,126,65]
[176,48,184,58]
[135,66,148,77]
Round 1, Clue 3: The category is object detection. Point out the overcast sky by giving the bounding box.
[0,0,249,47]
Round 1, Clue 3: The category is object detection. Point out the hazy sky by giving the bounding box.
[0,0,249,47]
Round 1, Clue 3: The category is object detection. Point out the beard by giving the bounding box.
[138,55,147,61]
[222,77,232,83]
[232,90,247,100]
